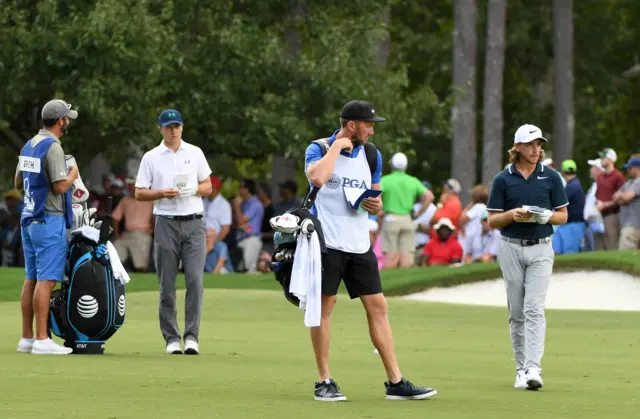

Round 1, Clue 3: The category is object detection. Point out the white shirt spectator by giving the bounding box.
[204,194,232,233]
[467,229,501,260]
[461,202,486,254]
[136,140,211,216]
[413,202,437,246]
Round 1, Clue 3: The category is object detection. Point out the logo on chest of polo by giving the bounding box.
[326,174,368,190]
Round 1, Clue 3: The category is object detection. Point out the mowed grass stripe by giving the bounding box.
[1,289,640,418]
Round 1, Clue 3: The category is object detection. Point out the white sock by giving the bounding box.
[35,338,52,344]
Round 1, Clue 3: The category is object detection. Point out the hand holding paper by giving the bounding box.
[179,184,198,197]
[343,187,382,210]
[534,209,553,224]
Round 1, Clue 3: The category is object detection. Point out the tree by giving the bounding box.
[553,0,574,163]
[452,0,478,204]
[481,0,507,186]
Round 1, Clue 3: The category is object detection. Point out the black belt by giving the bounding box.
[160,214,203,221]
[501,236,551,247]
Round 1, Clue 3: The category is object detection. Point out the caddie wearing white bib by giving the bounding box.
[304,100,437,402]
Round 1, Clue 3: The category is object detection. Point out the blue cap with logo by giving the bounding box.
[158,109,183,127]
[623,156,640,169]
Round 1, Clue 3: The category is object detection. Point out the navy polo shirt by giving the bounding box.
[487,163,569,239]
[564,177,586,223]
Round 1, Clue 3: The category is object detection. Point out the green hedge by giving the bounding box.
[0,250,637,302]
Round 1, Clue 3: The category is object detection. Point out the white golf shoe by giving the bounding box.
[526,369,544,391]
[184,338,199,355]
[166,341,183,354]
[514,370,527,389]
[17,338,35,353]
[31,338,73,355]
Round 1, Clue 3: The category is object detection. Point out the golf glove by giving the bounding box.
[535,210,553,225]
[179,184,198,197]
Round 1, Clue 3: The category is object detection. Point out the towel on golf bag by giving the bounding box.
[289,230,322,327]
[70,226,131,285]
[270,207,327,319]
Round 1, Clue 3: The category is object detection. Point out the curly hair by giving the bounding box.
[508,146,546,165]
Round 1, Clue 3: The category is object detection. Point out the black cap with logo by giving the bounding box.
[340,100,386,122]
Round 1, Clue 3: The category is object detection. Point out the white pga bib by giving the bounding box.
[313,149,372,254]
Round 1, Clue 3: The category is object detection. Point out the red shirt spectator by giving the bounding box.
[423,218,463,266]
[595,148,627,215]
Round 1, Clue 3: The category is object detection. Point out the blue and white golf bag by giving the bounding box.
[48,197,126,354]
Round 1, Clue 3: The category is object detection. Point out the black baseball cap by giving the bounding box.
[340,100,386,122]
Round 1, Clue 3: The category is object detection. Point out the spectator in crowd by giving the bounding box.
[413,180,437,265]
[380,152,434,269]
[584,158,606,251]
[552,160,586,254]
[421,218,463,266]
[204,176,234,274]
[3,189,24,216]
[257,183,276,253]
[595,148,627,250]
[232,179,264,272]
[1,214,21,267]
[274,180,302,215]
[430,178,463,232]
[112,178,155,272]
[615,155,640,250]
[464,210,500,264]
[458,184,489,256]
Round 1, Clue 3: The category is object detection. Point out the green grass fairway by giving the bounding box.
[1,288,640,418]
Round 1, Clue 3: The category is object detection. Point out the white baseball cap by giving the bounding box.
[390,152,408,171]
[514,124,548,144]
[433,217,456,231]
[587,158,604,170]
[598,148,617,162]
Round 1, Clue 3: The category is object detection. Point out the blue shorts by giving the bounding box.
[21,213,68,281]
[552,222,585,255]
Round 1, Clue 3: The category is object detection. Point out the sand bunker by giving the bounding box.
[402,270,640,311]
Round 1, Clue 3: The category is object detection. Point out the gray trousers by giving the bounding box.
[498,237,554,373]
[154,216,206,344]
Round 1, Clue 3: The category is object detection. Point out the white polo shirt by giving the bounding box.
[135,140,212,216]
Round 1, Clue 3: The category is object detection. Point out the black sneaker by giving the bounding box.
[314,379,347,402]
[384,377,437,400]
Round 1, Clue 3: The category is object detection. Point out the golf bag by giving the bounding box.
[48,197,126,354]
[269,185,327,307]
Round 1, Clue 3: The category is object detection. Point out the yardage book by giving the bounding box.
[343,187,382,210]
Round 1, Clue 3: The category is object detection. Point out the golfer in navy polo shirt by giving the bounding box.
[304,100,437,402]
[487,124,568,391]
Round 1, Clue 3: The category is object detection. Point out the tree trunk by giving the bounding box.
[452,0,478,205]
[482,0,506,187]
[553,0,574,163]
[376,7,391,70]
[271,0,305,206]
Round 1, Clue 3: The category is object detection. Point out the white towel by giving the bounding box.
[107,241,131,285]
[289,230,322,327]
[71,226,100,243]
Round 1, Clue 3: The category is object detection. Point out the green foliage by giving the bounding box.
[0,0,639,188]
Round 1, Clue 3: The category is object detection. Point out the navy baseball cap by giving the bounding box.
[623,156,640,169]
[158,109,183,127]
[340,100,386,122]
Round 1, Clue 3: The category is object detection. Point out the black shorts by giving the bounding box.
[322,247,382,299]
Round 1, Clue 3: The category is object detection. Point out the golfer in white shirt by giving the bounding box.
[135,109,212,355]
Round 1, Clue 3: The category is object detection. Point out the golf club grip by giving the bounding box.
[105,196,113,216]
[99,196,113,243]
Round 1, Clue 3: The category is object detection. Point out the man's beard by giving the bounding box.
[352,135,364,147]
[62,122,69,135]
